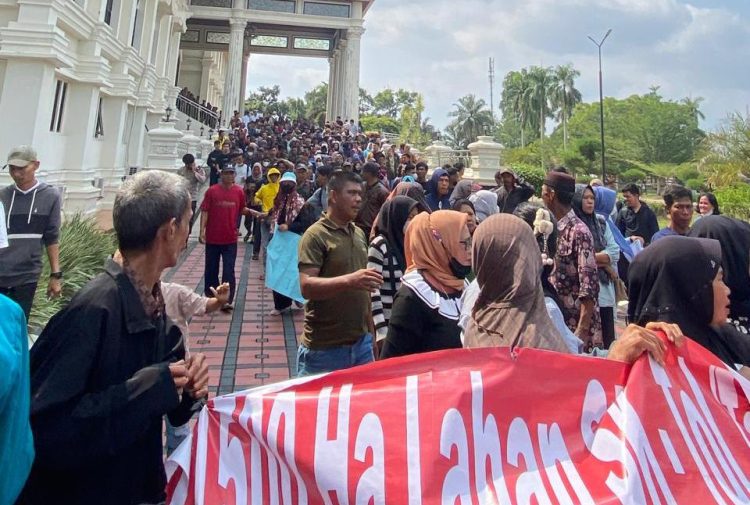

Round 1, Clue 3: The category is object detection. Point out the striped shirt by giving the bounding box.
[367,235,404,341]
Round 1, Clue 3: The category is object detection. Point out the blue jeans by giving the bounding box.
[296,333,374,377]
[165,418,191,456]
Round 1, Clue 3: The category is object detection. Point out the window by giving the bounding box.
[104,0,115,25]
[303,2,350,17]
[248,0,295,13]
[250,35,288,48]
[293,37,331,51]
[49,80,68,133]
[95,97,105,138]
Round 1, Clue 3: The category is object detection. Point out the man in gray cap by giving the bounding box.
[0,146,62,320]
[494,166,535,214]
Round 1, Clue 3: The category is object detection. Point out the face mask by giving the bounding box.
[263,162,270,168]
[448,257,471,279]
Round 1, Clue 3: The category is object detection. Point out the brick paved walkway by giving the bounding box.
[166,240,303,398]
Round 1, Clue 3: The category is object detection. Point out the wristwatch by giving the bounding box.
[49,271,63,280]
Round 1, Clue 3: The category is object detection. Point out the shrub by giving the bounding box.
[620,168,647,183]
[510,163,546,196]
[685,178,705,191]
[29,214,116,332]
[714,185,750,221]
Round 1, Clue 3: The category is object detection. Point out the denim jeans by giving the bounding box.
[204,243,237,303]
[164,418,191,456]
[296,333,374,377]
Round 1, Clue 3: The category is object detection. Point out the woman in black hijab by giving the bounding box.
[689,215,750,335]
[628,235,750,367]
[367,196,421,343]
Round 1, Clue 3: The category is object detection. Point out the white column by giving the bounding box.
[239,53,250,113]
[199,54,212,99]
[138,0,159,62]
[333,43,345,120]
[343,27,363,125]
[221,19,245,126]
[325,56,334,121]
[115,1,136,45]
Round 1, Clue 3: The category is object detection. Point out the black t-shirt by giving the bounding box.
[616,202,660,245]
[206,149,223,185]
[381,283,462,359]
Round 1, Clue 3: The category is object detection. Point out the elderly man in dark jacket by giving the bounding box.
[18,171,209,505]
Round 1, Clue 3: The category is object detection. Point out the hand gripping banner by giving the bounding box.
[166,336,750,504]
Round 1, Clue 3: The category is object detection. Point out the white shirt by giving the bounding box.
[0,202,7,249]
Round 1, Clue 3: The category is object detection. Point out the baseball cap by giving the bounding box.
[7,145,38,167]
[221,165,235,173]
[295,163,308,171]
[498,166,515,177]
[280,172,297,184]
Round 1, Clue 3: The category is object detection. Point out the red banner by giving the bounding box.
[166,336,750,504]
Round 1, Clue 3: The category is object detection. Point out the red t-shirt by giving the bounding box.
[200,184,245,245]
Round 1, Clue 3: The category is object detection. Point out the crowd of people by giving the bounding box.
[1,109,749,504]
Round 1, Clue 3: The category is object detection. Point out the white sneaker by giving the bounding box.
[269,307,290,316]
[292,301,304,310]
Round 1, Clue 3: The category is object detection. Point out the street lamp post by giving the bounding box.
[588,29,612,183]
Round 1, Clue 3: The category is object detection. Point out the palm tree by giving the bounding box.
[528,66,555,147]
[500,69,533,147]
[447,94,494,146]
[681,96,706,122]
[552,64,582,150]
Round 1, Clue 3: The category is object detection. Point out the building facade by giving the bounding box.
[0,0,370,222]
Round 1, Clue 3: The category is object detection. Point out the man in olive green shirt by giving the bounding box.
[297,171,383,376]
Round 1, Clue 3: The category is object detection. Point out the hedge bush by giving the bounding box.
[510,163,546,196]
[714,185,750,221]
[29,214,116,332]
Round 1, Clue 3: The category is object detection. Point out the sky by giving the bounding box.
[244,0,750,132]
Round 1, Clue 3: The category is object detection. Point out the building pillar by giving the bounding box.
[54,83,102,215]
[342,27,363,125]
[138,0,159,62]
[199,54,212,100]
[221,19,245,126]
[239,53,250,113]
[332,45,344,121]
[325,56,334,121]
[115,0,136,45]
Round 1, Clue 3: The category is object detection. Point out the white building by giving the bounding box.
[0,0,371,224]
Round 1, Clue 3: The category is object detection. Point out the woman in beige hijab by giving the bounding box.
[464,214,570,352]
[464,213,689,367]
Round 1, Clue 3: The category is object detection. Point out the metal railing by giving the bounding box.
[176,94,221,129]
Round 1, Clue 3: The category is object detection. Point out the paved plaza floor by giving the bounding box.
[166,240,302,398]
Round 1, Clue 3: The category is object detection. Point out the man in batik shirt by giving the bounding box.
[541,170,602,348]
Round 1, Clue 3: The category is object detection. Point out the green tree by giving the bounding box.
[360,114,400,134]
[303,83,328,125]
[551,64,582,151]
[500,69,535,147]
[528,66,555,148]
[699,111,750,188]
[446,94,494,148]
[244,85,282,116]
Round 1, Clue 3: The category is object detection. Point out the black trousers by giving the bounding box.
[273,290,292,311]
[188,201,198,236]
[204,243,237,303]
[600,306,615,349]
[0,282,38,321]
